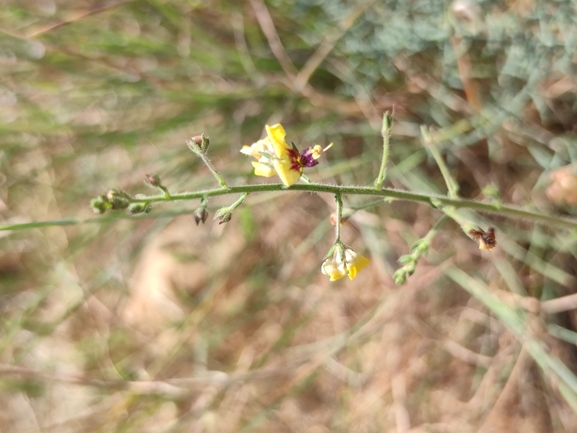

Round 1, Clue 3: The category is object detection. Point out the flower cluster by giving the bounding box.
[241,124,330,186]
[321,244,370,281]
[87,114,502,285]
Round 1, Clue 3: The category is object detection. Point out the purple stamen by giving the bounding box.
[300,147,319,168]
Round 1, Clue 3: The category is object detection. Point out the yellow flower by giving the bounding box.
[241,124,303,186]
[321,246,370,281]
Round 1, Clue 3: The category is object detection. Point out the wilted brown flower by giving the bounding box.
[469,227,497,251]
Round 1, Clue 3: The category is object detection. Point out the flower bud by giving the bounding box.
[90,195,110,214]
[144,173,162,188]
[193,207,209,225]
[214,211,232,225]
[106,189,130,210]
[187,133,210,154]
[127,202,151,215]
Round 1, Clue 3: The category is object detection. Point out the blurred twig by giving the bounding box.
[25,1,136,38]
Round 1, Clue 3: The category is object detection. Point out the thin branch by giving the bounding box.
[542,293,577,314]
[334,193,343,242]
[3,182,577,231]
[250,0,298,78]
[26,1,136,38]
[292,0,375,92]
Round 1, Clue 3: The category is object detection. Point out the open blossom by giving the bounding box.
[241,124,329,186]
[321,246,370,281]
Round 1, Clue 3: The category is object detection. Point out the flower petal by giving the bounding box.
[321,259,347,281]
[273,159,302,186]
[346,253,370,280]
[252,161,276,177]
[240,144,258,157]
[265,124,289,158]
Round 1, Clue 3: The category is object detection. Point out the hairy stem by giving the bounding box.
[4,182,577,231]
[335,193,343,243]
[422,126,460,198]
[374,112,392,190]
[229,192,248,211]
[199,152,228,188]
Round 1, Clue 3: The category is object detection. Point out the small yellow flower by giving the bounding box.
[321,246,370,281]
[241,124,303,186]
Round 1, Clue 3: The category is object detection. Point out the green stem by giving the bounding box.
[229,192,248,211]
[199,152,228,188]
[4,182,577,231]
[422,126,459,198]
[347,199,390,217]
[335,193,343,243]
[373,112,391,190]
[425,214,449,241]
[160,185,171,199]
[393,215,449,284]
[441,205,477,235]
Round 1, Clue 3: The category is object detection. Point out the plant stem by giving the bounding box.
[199,152,228,188]
[160,185,171,198]
[440,205,477,235]
[128,183,577,231]
[425,214,449,241]
[4,182,577,232]
[334,193,343,243]
[422,126,459,198]
[373,112,391,190]
[229,192,248,211]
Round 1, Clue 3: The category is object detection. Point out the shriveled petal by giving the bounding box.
[478,240,495,250]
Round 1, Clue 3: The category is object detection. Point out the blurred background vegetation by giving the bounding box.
[3,0,577,431]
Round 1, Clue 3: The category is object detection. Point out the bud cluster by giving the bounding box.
[90,189,151,215]
[90,189,132,214]
[393,238,430,284]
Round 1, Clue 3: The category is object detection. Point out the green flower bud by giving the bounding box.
[214,211,232,225]
[127,202,151,215]
[106,189,130,210]
[186,133,210,154]
[90,195,110,214]
[144,173,162,188]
